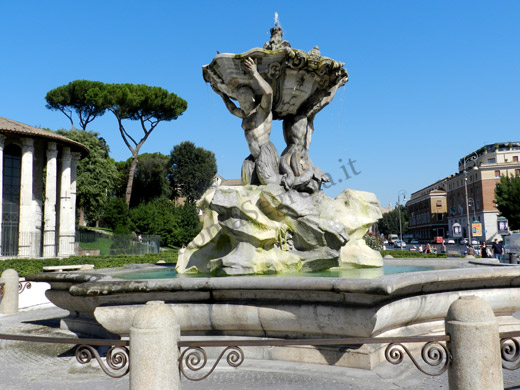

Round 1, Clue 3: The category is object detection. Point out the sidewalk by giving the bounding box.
[1,304,520,389]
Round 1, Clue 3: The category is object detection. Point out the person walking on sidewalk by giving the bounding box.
[481,242,490,258]
[492,239,504,262]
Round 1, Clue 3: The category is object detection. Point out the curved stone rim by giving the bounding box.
[27,264,520,299]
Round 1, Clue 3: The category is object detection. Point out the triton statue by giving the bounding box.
[178,21,382,275]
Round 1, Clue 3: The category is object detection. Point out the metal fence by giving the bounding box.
[0,231,42,257]
[0,331,519,381]
[75,230,160,256]
[0,230,160,258]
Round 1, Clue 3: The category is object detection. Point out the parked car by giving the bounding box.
[410,239,419,244]
[460,238,480,245]
[446,239,455,244]
[394,240,406,249]
[433,236,444,244]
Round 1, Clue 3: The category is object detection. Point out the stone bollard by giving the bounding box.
[445,295,503,390]
[0,269,19,314]
[130,301,180,390]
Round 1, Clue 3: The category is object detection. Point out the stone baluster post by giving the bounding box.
[130,301,180,390]
[445,295,503,390]
[0,269,19,314]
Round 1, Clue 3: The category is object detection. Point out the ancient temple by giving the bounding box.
[0,116,87,257]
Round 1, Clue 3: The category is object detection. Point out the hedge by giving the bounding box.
[0,252,178,278]
[380,250,450,259]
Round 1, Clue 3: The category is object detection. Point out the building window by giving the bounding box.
[476,199,480,210]
[516,169,520,177]
[488,158,496,164]
[514,156,519,162]
[495,170,501,178]
[437,214,443,221]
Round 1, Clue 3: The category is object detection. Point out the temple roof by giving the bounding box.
[0,116,89,155]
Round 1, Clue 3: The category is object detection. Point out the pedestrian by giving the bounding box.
[419,244,423,253]
[480,242,490,258]
[467,245,475,256]
[492,239,504,263]
[424,243,431,254]
[440,242,446,254]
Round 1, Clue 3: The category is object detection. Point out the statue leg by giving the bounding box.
[241,155,259,185]
[256,141,280,185]
[280,145,296,190]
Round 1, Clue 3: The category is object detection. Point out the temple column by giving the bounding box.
[71,152,80,222]
[0,135,5,255]
[18,138,34,257]
[70,152,80,252]
[58,147,74,257]
[43,143,58,257]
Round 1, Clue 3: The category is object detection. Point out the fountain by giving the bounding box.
[26,21,520,369]
[178,20,382,276]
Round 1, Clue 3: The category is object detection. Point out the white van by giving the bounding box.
[388,234,398,244]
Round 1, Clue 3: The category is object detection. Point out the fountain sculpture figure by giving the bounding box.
[177,24,383,275]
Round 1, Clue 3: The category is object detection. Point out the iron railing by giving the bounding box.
[76,230,160,256]
[0,331,519,381]
[18,280,31,294]
[0,230,161,258]
[177,335,452,380]
[0,333,129,378]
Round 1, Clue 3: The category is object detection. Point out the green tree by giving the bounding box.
[378,206,408,236]
[495,175,520,230]
[129,198,201,247]
[45,80,109,130]
[169,141,217,204]
[46,81,188,205]
[101,197,131,232]
[56,129,118,226]
[106,83,187,205]
[117,153,171,208]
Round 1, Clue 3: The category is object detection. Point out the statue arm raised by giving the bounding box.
[213,86,245,118]
[305,75,348,118]
[243,57,273,111]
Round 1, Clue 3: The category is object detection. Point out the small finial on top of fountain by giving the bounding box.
[264,13,291,51]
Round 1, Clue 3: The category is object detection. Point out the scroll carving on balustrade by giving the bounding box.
[179,346,244,381]
[75,344,130,378]
[500,332,520,370]
[384,341,451,376]
[18,281,32,294]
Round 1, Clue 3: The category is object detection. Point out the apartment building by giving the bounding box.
[446,142,520,242]
[406,142,519,242]
[407,179,448,241]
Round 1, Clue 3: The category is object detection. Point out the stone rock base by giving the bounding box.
[176,184,383,275]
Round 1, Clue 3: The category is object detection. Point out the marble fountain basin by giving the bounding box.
[26,259,520,369]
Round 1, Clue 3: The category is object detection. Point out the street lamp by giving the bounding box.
[462,153,478,245]
[397,190,406,247]
[468,197,476,222]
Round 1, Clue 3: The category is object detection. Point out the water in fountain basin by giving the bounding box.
[116,264,437,280]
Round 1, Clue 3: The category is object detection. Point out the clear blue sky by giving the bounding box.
[1,1,519,207]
